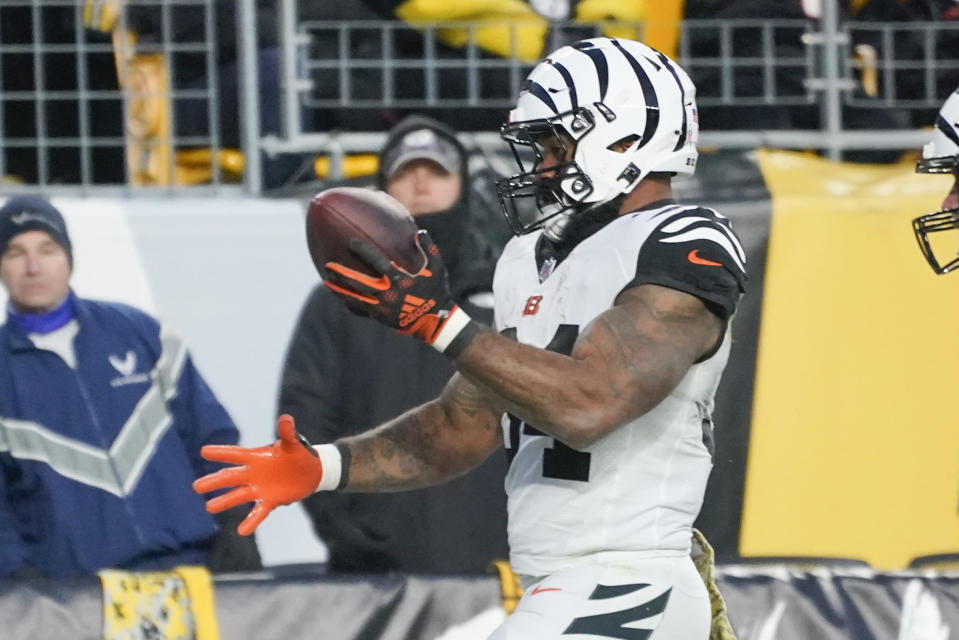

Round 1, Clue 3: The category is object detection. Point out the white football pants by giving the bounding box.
[488,556,710,639]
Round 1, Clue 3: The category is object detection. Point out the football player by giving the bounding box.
[195,37,746,639]
[913,87,959,274]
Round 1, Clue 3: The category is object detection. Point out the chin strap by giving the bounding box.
[547,193,625,244]
[543,211,573,242]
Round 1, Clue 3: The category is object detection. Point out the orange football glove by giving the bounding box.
[193,414,324,536]
[324,231,480,357]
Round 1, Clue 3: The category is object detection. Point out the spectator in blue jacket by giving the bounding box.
[0,195,260,577]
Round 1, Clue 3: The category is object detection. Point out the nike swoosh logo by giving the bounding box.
[531,586,561,595]
[688,249,722,267]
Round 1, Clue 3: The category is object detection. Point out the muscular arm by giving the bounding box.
[338,373,503,492]
[195,274,725,532]
[455,284,723,450]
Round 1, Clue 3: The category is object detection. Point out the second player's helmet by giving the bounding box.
[496,37,699,240]
[912,88,959,274]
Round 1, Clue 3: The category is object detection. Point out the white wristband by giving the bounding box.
[313,444,342,492]
[431,306,473,353]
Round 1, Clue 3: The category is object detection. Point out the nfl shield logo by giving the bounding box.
[538,257,557,283]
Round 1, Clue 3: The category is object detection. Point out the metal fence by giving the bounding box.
[0,0,956,194]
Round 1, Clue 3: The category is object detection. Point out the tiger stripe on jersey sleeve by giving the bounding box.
[625,206,747,320]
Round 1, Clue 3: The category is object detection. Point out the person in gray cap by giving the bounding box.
[378,114,506,284]
[276,115,509,574]
[0,194,260,577]
[379,117,466,216]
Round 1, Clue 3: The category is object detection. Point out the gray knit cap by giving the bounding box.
[0,195,73,265]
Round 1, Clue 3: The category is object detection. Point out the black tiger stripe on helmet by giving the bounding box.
[655,52,690,152]
[521,78,559,116]
[547,60,578,110]
[572,40,610,102]
[609,39,660,150]
[935,114,959,149]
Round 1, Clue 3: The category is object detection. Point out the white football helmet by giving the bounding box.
[913,87,959,274]
[496,37,699,240]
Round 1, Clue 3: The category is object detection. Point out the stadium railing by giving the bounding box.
[0,0,956,194]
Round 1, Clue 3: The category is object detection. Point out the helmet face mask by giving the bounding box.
[496,37,699,241]
[913,200,959,275]
[915,154,959,174]
[912,88,959,275]
[497,107,596,237]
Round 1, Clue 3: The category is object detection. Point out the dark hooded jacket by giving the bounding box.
[277,116,508,574]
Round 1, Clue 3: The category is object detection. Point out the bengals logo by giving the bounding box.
[522,295,543,316]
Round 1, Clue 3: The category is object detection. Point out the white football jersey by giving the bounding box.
[492,200,746,578]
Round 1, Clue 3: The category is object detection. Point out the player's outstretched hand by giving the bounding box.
[324,230,469,350]
[193,414,323,536]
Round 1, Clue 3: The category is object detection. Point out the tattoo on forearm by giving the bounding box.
[351,409,444,489]
[447,378,502,435]
[344,379,502,492]
[450,380,485,418]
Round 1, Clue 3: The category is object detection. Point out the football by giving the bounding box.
[305,187,422,277]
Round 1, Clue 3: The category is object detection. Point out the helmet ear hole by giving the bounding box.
[607,135,640,153]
